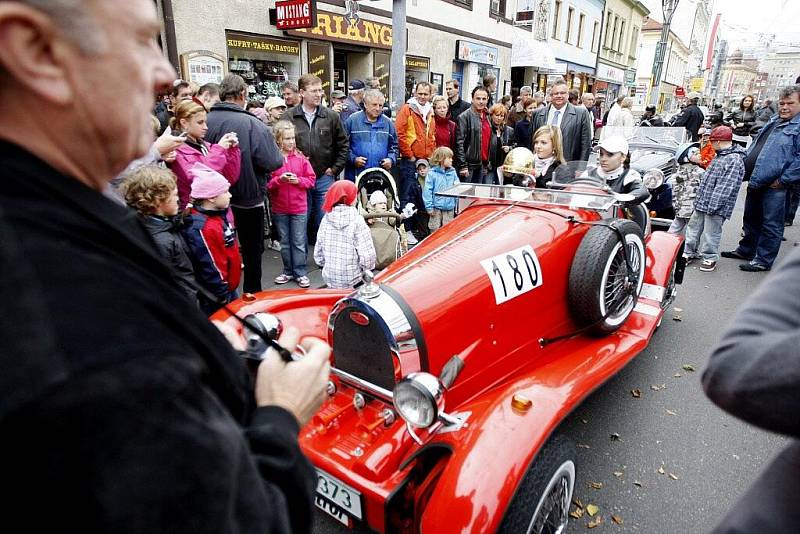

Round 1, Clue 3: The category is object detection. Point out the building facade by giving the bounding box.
[760,48,800,102]
[634,17,689,113]
[160,0,541,111]
[718,49,758,106]
[595,0,649,104]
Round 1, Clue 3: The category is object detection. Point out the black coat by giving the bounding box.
[447,98,471,121]
[488,125,516,171]
[283,104,349,178]
[142,214,198,303]
[671,103,705,141]
[703,246,800,532]
[0,141,316,534]
[206,102,284,208]
[455,107,487,170]
[532,103,593,162]
[725,108,757,136]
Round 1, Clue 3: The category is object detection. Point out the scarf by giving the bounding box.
[534,155,555,177]
[407,97,433,121]
[594,164,626,181]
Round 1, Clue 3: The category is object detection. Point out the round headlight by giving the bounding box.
[392,373,445,428]
[643,168,665,189]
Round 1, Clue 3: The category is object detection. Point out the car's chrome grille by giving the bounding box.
[332,305,396,391]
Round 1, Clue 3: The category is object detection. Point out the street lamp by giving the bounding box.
[648,0,680,109]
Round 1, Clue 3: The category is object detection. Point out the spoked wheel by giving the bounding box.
[569,220,646,335]
[499,436,576,534]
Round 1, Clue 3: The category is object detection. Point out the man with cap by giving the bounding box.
[672,91,705,141]
[329,89,347,114]
[340,79,365,124]
[683,126,746,272]
[722,84,800,271]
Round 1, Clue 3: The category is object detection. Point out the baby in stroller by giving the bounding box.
[356,168,416,269]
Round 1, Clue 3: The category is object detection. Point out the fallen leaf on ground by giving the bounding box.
[582,419,589,424]
[578,444,591,449]
[631,389,642,398]
[586,504,599,517]
[658,466,666,475]
[570,508,584,519]
[589,481,603,490]
[633,480,643,487]
[673,307,683,312]
[610,432,622,441]
[650,384,663,391]
[674,373,682,378]
[573,498,584,508]
[666,409,678,416]
[682,364,696,372]
[612,515,624,525]
[669,473,679,480]
[673,314,683,321]
[613,471,624,477]
[587,516,602,528]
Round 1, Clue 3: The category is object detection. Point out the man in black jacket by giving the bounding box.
[532,79,592,161]
[283,74,349,243]
[703,246,800,532]
[0,2,330,533]
[455,86,492,183]
[672,91,705,141]
[446,79,471,120]
[206,74,284,293]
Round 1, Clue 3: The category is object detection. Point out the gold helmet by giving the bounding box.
[500,147,536,187]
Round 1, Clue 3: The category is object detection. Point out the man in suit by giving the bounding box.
[532,79,592,161]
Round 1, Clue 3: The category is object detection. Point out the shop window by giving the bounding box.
[226,32,301,103]
[552,0,562,40]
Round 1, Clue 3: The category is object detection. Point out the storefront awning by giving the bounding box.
[511,36,556,70]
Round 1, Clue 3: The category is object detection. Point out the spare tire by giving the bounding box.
[568,219,645,335]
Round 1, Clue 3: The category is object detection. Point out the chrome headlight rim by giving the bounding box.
[392,372,445,429]
[643,167,665,189]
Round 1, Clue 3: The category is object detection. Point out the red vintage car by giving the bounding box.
[216,175,685,534]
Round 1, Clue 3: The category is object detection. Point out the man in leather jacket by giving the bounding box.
[672,92,705,141]
[455,86,492,183]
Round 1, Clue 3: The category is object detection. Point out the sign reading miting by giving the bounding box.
[276,0,316,30]
[287,10,393,49]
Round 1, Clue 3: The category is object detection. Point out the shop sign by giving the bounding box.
[275,0,316,30]
[690,77,705,92]
[456,40,498,66]
[539,62,567,75]
[226,32,300,55]
[625,69,637,86]
[307,42,331,100]
[287,10,392,49]
[406,56,430,71]
[675,86,686,97]
[180,51,226,85]
[596,62,625,84]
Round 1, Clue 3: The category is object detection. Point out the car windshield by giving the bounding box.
[437,175,617,212]
[602,126,688,147]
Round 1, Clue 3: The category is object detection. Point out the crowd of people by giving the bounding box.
[2,2,798,531]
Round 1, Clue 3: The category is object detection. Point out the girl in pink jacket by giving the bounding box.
[169,99,241,209]
[268,121,316,288]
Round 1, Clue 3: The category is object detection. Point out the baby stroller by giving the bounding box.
[355,167,408,270]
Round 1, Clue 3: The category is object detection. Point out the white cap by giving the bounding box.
[687,91,702,100]
[598,136,629,155]
[264,96,287,110]
[369,190,388,205]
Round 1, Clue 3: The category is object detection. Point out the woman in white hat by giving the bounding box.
[588,136,649,206]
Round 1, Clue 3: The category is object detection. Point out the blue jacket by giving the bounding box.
[205,102,283,208]
[694,144,747,219]
[423,166,459,211]
[344,111,399,181]
[748,112,800,189]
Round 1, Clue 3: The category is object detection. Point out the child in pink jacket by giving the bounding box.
[267,121,316,288]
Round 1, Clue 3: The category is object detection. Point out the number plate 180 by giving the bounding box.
[480,244,543,304]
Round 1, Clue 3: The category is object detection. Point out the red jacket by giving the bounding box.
[434,115,456,150]
[182,207,241,300]
[170,141,241,208]
[267,151,316,215]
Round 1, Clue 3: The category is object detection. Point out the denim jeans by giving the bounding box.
[274,213,308,278]
[736,186,786,267]
[785,188,800,225]
[684,211,725,261]
[307,173,334,244]
[464,165,489,184]
[668,217,690,235]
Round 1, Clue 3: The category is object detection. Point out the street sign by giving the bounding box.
[275,0,316,30]
[675,86,686,97]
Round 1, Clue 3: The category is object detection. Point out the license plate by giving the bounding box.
[315,469,363,524]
